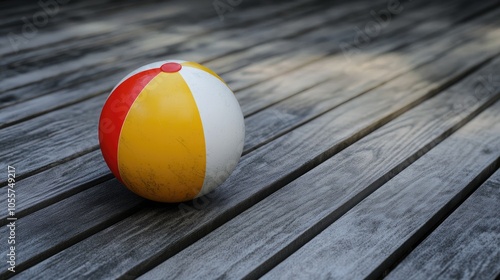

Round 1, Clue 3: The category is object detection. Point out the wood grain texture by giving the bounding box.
[236,6,500,116]
[0,0,406,181]
[0,0,376,133]
[0,94,104,183]
[0,0,207,56]
[0,0,385,126]
[0,0,312,61]
[0,4,476,270]
[13,29,500,280]
[0,1,333,96]
[2,1,500,279]
[0,0,286,76]
[0,79,112,129]
[0,0,429,231]
[0,179,144,279]
[1,0,319,114]
[263,100,500,280]
[0,0,448,129]
[0,0,313,77]
[2,0,298,56]
[243,6,500,152]
[0,0,476,201]
[137,58,500,280]
[0,150,111,225]
[0,0,155,34]
[219,0,449,93]
[387,169,500,279]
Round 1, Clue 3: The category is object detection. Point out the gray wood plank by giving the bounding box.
[0,0,328,87]
[386,169,500,280]
[0,79,112,129]
[0,1,331,93]
[218,1,448,93]
[0,0,437,227]
[0,0,153,34]
[0,94,104,184]
[0,150,111,226]
[167,0,453,93]
[0,0,314,93]
[0,0,313,81]
[209,0,453,77]
[0,0,482,126]
[0,0,364,111]
[0,0,470,229]
[0,179,144,277]
[12,32,500,280]
[0,1,183,54]
[0,0,439,128]
[263,102,500,280]
[137,59,500,280]
[2,0,497,209]
[0,0,220,56]
[0,0,399,182]
[237,5,500,116]
[242,6,500,151]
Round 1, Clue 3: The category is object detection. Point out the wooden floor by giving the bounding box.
[1,0,500,278]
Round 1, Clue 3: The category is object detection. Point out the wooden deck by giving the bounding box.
[1,0,500,278]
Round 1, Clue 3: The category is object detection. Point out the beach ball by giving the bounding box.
[98,60,245,203]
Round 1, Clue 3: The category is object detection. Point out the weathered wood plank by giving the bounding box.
[237,5,500,116]
[170,0,457,92]
[0,1,330,93]
[137,59,500,280]
[12,29,500,280]
[0,94,104,184]
[0,0,400,181]
[0,0,326,82]
[2,1,497,217]
[386,169,500,279]
[219,1,449,92]
[0,0,150,34]
[1,179,144,276]
[3,2,499,279]
[0,0,471,232]
[0,80,111,129]
[0,1,190,54]
[0,0,254,56]
[263,101,500,280]
[0,0,313,80]
[0,0,438,127]
[0,0,427,229]
[4,0,495,133]
[2,0,316,99]
[0,1,348,109]
[0,150,111,226]
[242,6,500,151]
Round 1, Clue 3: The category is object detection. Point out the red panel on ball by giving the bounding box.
[98,68,161,182]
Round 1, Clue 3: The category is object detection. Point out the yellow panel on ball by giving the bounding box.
[118,71,206,203]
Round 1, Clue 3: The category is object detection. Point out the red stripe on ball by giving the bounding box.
[98,68,161,182]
